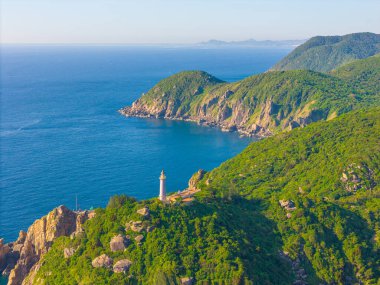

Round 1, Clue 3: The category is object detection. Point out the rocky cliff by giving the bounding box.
[120,70,368,137]
[0,205,95,285]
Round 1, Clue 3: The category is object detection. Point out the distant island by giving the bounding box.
[198,38,306,48]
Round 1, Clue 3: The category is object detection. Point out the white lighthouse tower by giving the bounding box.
[159,170,167,202]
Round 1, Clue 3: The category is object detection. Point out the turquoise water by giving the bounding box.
[0,45,290,242]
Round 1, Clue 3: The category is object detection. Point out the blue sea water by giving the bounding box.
[0,45,290,242]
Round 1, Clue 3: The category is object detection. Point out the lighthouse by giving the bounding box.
[159,170,167,201]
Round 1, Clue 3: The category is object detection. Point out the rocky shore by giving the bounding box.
[0,206,95,285]
[118,98,276,138]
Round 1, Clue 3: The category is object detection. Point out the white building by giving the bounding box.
[159,170,166,201]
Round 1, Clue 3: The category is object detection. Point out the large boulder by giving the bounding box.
[92,254,113,269]
[113,259,132,273]
[110,234,129,252]
[136,206,150,217]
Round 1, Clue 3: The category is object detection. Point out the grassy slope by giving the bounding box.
[271,32,380,72]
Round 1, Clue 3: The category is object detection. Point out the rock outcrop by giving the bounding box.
[126,221,144,233]
[1,231,27,277]
[188,169,206,190]
[0,239,11,273]
[279,200,296,211]
[63,247,77,259]
[134,235,144,245]
[110,234,129,252]
[340,163,376,192]
[92,254,113,269]
[113,259,132,273]
[136,206,150,217]
[2,206,94,285]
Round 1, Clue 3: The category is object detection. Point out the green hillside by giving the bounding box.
[31,109,380,284]
[120,69,379,136]
[197,108,380,284]
[331,54,380,94]
[271,32,380,72]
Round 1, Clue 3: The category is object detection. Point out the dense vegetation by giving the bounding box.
[271,32,380,72]
[331,54,380,95]
[33,109,380,284]
[34,196,293,284]
[197,109,380,284]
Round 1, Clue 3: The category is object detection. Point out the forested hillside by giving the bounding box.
[271,32,380,72]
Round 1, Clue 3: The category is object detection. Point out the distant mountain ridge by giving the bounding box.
[199,38,306,48]
[271,32,380,72]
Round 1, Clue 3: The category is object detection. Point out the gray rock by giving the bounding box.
[110,234,129,252]
[113,259,132,273]
[91,254,113,269]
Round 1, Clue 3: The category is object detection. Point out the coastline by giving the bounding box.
[118,108,270,138]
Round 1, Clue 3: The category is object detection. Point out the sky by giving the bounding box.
[1,0,379,44]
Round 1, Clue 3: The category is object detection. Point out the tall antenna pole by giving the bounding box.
[75,194,78,211]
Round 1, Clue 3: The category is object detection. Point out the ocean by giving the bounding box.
[0,45,290,242]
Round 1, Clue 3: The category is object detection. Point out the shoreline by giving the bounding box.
[118,108,269,139]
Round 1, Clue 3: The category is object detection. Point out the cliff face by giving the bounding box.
[1,206,94,285]
[120,70,364,137]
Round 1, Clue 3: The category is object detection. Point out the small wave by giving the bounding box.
[0,119,42,137]
[20,119,42,129]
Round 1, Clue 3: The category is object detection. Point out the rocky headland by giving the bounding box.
[119,69,369,137]
[0,206,95,285]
